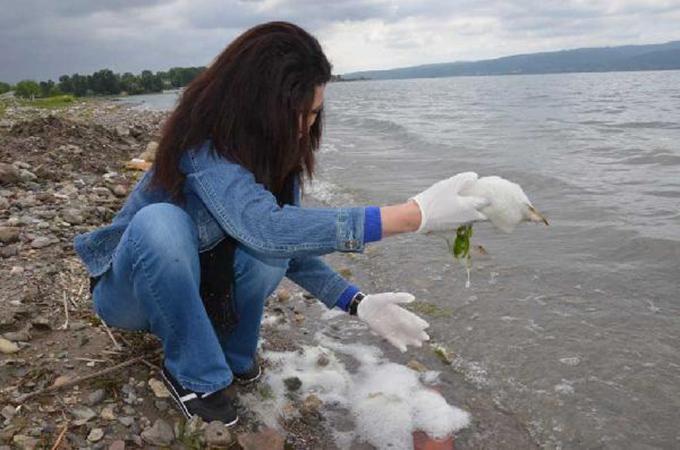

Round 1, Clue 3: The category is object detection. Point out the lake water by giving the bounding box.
[121,71,680,449]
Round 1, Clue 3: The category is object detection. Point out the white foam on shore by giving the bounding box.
[240,333,470,450]
[304,178,346,205]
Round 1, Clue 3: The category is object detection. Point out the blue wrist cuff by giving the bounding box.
[363,206,382,243]
[336,285,360,312]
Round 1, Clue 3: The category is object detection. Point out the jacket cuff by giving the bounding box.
[335,285,360,312]
[363,206,382,243]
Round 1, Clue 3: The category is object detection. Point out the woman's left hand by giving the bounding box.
[357,292,430,352]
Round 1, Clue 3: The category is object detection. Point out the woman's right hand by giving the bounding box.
[410,172,489,233]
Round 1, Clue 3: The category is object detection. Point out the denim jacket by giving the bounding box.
[73,140,382,308]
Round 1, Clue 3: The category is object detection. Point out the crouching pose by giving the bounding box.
[73,22,490,425]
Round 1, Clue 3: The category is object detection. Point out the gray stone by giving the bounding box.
[61,208,84,225]
[118,416,135,427]
[284,376,302,391]
[18,169,37,182]
[70,406,97,425]
[112,184,127,197]
[154,400,169,411]
[1,405,16,421]
[316,354,330,367]
[2,328,31,342]
[0,196,8,209]
[0,163,20,185]
[204,421,232,447]
[87,428,105,442]
[108,440,125,450]
[93,186,112,196]
[30,236,52,249]
[12,434,38,450]
[141,418,174,447]
[86,389,106,406]
[0,244,18,258]
[0,227,20,243]
[237,427,285,450]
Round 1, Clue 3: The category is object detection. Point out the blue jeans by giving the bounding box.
[92,203,288,393]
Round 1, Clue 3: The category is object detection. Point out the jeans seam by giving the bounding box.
[126,231,180,341]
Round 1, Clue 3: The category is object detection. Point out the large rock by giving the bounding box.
[0,163,20,185]
[141,418,174,447]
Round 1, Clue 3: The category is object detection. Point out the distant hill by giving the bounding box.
[341,41,680,80]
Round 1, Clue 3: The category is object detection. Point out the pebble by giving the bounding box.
[30,236,52,249]
[18,169,37,181]
[118,416,135,427]
[0,227,20,243]
[316,354,330,367]
[108,440,125,450]
[205,421,233,447]
[86,389,106,406]
[87,428,105,442]
[93,186,112,196]
[0,163,20,185]
[2,328,31,342]
[237,427,285,450]
[100,405,116,421]
[154,400,169,412]
[1,405,17,421]
[61,208,84,225]
[407,359,428,373]
[0,337,20,354]
[284,376,302,391]
[70,406,97,425]
[12,435,38,450]
[302,394,322,414]
[148,378,170,398]
[112,184,127,197]
[141,418,175,446]
[0,244,18,258]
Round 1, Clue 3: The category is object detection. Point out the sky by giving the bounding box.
[1,0,680,83]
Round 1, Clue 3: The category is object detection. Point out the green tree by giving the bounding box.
[90,69,121,95]
[39,80,58,97]
[70,74,89,96]
[0,82,10,94]
[58,75,73,94]
[140,70,163,93]
[15,80,41,99]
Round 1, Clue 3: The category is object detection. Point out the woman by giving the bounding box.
[73,22,489,426]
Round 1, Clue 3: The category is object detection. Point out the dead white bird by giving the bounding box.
[460,176,548,233]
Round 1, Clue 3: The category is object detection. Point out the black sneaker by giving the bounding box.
[161,365,238,426]
[233,363,262,385]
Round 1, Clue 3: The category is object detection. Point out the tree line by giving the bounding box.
[0,67,205,99]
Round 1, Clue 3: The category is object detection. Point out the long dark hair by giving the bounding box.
[150,21,332,204]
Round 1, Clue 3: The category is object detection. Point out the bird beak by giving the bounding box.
[527,205,549,226]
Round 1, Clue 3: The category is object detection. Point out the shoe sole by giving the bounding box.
[161,369,239,427]
[234,365,262,385]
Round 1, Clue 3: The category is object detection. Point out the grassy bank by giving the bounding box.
[18,94,77,109]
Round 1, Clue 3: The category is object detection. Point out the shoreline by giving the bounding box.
[0,98,536,449]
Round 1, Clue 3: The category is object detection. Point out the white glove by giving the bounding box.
[357,292,430,352]
[411,172,489,233]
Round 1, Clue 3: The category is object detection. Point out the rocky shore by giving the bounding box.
[0,98,536,450]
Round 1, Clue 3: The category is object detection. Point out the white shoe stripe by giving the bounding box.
[180,393,197,402]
